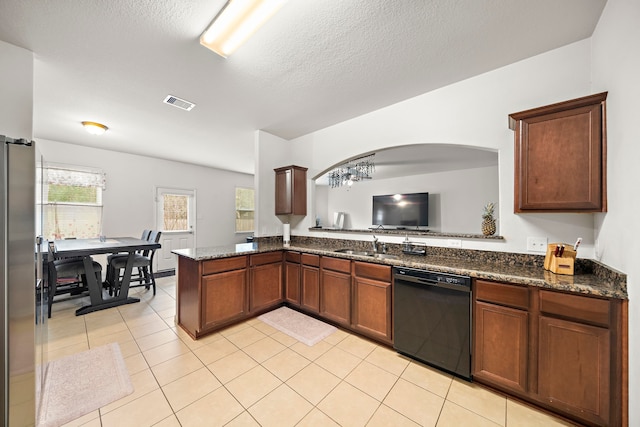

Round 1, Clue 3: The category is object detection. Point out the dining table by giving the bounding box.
[53,237,161,316]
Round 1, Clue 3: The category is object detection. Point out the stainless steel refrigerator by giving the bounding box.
[1,135,42,426]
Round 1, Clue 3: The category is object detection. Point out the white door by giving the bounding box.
[155,187,196,272]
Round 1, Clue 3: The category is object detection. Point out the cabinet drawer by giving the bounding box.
[203,256,247,275]
[301,253,320,267]
[539,290,610,328]
[250,251,283,266]
[354,261,391,282]
[475,280,529,310]
[321,256,351,273]
[285,251,301,263]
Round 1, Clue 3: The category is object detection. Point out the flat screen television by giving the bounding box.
[372,192,429,228]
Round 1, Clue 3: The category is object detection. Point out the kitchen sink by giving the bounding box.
[334,249,399,260]
[371,253,399,260]
[334,248,373,256]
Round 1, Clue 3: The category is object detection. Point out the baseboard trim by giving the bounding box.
[155,269,175,278]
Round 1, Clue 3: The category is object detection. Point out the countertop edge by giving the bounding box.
[172,244,627,300]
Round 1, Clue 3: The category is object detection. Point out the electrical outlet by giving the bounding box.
[527,236,547,252]
[447,239,462,248]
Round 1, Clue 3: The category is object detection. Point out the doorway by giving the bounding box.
[155,187,195,272]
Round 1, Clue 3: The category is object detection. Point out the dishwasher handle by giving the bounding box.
[395,274,471,293]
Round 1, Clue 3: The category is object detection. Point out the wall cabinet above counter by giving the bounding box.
[510,92,607,213]
[275,165,307,215]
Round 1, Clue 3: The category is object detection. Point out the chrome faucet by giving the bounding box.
[372,235,379,253]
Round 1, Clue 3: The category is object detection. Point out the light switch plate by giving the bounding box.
[527,236,547,252]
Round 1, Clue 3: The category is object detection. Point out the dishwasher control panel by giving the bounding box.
[394,267,471,287]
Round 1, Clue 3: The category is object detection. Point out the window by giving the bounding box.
[162,193,189,232]
[41,164,106,240]
[156,187,195,233]
[235,187,254,233]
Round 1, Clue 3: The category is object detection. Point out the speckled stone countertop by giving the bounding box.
[172,238,627,300]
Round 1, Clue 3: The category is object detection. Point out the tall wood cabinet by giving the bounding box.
[473,279,624,427]
[509,92,607,212]
[274,165,307,215]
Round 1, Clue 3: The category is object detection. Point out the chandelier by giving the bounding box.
[328,154,375,188]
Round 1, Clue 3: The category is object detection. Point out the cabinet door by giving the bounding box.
[510,92,607,212]
[249,262,283,313]
[285,261,301,306]
[275,168,292,215]
[352,276,391,342]
[473,301,529,393]
[202,269,247,330]
[301,265,319,313]
[320,270,351,326]
[538,316,610,426]
[274,166,307,215]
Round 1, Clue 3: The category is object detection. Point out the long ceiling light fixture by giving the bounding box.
[200,0,288,58]
[328,154,376,189]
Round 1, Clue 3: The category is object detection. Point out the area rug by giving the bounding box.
[37,343,133,427]
[258,306,337,346]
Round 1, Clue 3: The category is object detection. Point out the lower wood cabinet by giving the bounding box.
[284,252,301,306]
[177,255,249,338]
[301,254,320,313]
[320,256,351,326]
[473,279,623,427]
[202,269,247,330]
[538,315,610,426]
[249,252,283,313]
[473,280,529,393]
[352,262,392,343]
[474,301,528,393]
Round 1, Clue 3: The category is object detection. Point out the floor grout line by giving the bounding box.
[47,276,575,427]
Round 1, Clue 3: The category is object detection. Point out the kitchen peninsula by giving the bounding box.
[173,238,627,427]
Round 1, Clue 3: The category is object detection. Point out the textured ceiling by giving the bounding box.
[0,0,605,174]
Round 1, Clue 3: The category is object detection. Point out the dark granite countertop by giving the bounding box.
[172,240,627,300]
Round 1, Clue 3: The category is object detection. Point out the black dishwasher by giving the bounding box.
[393,267,472,380]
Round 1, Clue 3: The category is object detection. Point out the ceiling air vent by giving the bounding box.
[163,95,196,111]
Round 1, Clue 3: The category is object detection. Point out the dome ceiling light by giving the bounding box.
[81,121,108,136]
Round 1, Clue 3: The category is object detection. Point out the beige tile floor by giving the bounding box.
[46,276,577,427]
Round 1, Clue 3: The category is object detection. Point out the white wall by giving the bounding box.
[320,165,499,234]
[591,0,640,424]
[37,139,253,248]
[0,40,33,139]
[284,39,596,256]
[254,130,293,237]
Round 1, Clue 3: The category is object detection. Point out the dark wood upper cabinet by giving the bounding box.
[275,165,307,215]
[509,92,607,213]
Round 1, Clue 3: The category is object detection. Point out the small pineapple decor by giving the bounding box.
[481,202,496,236]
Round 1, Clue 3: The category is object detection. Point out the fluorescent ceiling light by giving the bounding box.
[200,0,288,58]
[81,121,108,135]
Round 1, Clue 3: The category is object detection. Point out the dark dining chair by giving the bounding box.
[47,241,102,318]
[104,229,150,294]
[106,230,162,296]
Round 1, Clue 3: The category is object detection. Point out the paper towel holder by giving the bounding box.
[283,223,291,246]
